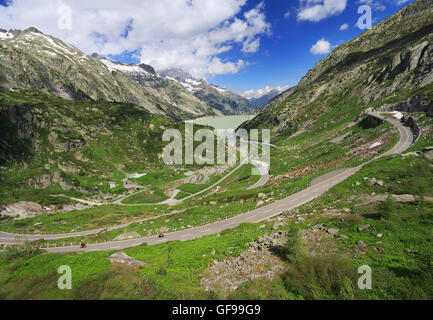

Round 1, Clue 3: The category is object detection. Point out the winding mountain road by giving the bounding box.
[0,113,414,253]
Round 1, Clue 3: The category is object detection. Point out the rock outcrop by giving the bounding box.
[0,201,44,219]
[108,251,146,266]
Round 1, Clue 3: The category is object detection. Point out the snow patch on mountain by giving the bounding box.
[0,31,14,40]
[163,75,204,93]
[102,59,146,74]
[214,86,228,94]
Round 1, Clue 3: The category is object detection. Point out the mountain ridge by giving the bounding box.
[0,28,221,121]
[159,68,256,115]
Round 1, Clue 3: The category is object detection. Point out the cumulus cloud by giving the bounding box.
[242,85,287,99]
[297,0,347,22]
[284,11,291,18]
[310,38,331,55]
[0,0,271,78]
[339,23,349,30]
[396,0,409,5]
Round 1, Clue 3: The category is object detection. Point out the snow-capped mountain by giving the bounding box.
[0,28,220,120]
[94,54,166,88]
[248,88,285,109]
[159,68,255,115]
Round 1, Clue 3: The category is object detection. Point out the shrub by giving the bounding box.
[3,241,42,263]
[282,255,357,299]
[377,196,396,220]
[284,226,301,262]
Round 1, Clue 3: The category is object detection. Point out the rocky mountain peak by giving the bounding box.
[138,63,157,75]
[159,68,201,84]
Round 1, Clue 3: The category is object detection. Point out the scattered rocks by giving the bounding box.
[355,194,416,207]
[377,233,383,238]
[114,231,140,241]
[392,194,415,203]
[200,232,289,292]
[401,152,420,157]
[312,224,339,236]
[247,231,289,252]
[327,228,339,235]
[48,131,86,153]
[109,182,118,189]
[423,151,433,161]
[296,216,305,223]
[369,141,383,149]
[282,209,298,216]
[336,234,349,240]
[369,178,384,187]
[122,178,142,189]
[159,226,170,233]
[357,240,367,248]
[108,251,146,266]
[357,224,371,232]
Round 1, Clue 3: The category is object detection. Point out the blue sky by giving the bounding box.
[211,0,416,95]
[0,0,416,97]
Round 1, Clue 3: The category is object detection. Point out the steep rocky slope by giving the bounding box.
[0,88,179,204]
[242,0,433,135]
[159,68,255,115]
[0,28,220,121]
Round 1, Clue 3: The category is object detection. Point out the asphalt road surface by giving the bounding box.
[0,113,414,253]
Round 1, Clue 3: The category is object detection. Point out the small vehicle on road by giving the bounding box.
[158,233,165,238]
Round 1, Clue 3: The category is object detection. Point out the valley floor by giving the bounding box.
[1,106,432,300]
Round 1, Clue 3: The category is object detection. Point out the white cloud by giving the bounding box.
[298,0,347,22]
[284,11,291,18]
[241,38,261,53]
[242,85,287,99]
[396,0,409,5]
[339,23,349,30]
[310,38,331,55]
[0,0,270,78]
[358,0,386,11]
